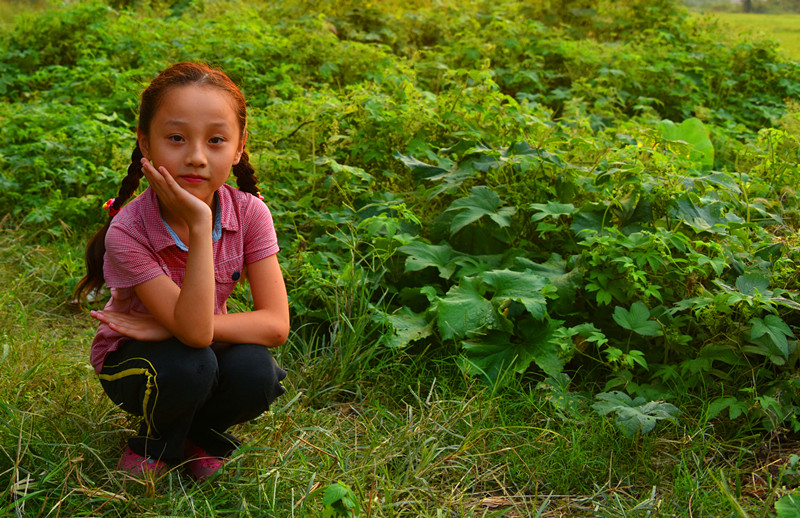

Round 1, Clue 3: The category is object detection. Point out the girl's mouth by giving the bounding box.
[180,176,206,184]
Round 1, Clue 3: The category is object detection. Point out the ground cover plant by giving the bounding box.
[2,0,800,515]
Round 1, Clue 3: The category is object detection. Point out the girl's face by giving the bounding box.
[138,84,246,208]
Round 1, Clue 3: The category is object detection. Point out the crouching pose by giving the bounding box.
[75,62,290,481]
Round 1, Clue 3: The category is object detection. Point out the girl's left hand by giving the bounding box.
[90,309,173,342]
[140,158,212,227]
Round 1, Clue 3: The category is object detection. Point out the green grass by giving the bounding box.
[1,225,799,516]
[700,12,800,60]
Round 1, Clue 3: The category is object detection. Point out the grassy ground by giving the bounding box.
[700,12,800,60]
[2,226,799,516]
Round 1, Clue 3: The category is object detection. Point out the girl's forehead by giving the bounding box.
[154,84,241,125]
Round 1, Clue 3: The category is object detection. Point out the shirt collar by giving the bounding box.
[144,185,240,253]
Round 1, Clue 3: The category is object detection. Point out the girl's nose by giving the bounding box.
[186,142,207,167]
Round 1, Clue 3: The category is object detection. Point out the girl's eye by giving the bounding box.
[209,137,225,144]
[168,135,184,143]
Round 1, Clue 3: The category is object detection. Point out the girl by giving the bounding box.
[74,62,290,481]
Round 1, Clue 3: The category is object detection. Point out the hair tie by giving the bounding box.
[256,192,264,201]
[103,198,121,217]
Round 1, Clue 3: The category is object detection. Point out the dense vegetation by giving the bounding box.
[2,0,800,515]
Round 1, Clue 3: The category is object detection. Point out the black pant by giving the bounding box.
[99,339,286,461]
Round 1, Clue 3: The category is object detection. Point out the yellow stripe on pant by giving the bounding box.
[99,357,160,440]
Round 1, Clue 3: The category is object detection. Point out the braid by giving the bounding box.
[114,144,144,210]
[232,150,260,197]
[73,144,144,302]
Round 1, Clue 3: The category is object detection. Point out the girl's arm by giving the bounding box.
[132,160,215,347]
[93,255,289,347]
[212,254,290,346]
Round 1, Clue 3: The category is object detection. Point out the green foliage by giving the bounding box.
[592,391,680,437]
[777,491,800,518]
[2,0,800,439]
[321,481,361,518]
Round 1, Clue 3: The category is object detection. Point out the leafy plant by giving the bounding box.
[321,481,361,518]
[592,391,680,438]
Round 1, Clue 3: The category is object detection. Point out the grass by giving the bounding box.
[697,11,800,60]
[2,224,800,516]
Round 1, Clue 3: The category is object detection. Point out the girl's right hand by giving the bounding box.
[140,157,211,226]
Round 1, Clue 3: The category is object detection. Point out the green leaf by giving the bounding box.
[612,302,662,336]
[444,186,516,235]
[592,391,679,437]
[322,481,360,517]
[322,482,350,507]
[315,157,374,184]
[437,277,497,340]
[736,272,771,296]
[657,117,714,171]
[459,319,564,385]
[385,307,434,349]
[516,254,584,315]
[393,151,450,179]
[749,314,794,358]
[481,269,550,319]
[529,201,577,221]
[398,241,456,279]
[776,492,800,518]
[707,396,749,420]
[671,197,737,234]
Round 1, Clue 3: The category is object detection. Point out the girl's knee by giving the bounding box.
[220,345,286,396]
[155,345,218,390]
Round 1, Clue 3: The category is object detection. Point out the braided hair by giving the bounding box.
[74,62,259,301]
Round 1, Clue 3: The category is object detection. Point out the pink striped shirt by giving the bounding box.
[90,184,279,373]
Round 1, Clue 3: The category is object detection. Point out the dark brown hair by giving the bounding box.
[74,62,259,301]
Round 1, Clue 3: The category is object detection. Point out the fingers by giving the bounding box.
[141,158,178,195]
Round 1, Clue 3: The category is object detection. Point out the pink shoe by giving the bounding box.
[184,442,226,481]
[117,445,168,477]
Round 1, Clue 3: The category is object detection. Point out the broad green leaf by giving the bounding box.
[437,277,497,340]
[592,391,679,437]
[749,314,794,358]
[444,186,517,235]
[398,241,456,279]
[482,269,550,319]
[707,396,749,420]
[385,307,434,349]
[393,151,449,179]
[736,272,771,296]
[315,157,374,184]
[658,118,714,171]
[322,483,350,507]
[322,481,360,517]
[684,172,741,194]
[459,319,564,385]
[530,201,577,221]
[516,254,584,315]
[519,317,565,377]
[671,198,733,234]
[776,492,800,518]
[612,302,662,336]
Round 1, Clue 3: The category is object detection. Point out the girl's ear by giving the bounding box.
[137,130,150,159]
[233,129,247,165]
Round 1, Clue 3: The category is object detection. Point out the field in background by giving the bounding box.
[701,12,800,59]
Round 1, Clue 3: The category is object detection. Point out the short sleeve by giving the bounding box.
[242,196,280,264]
[104,221,167,288]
